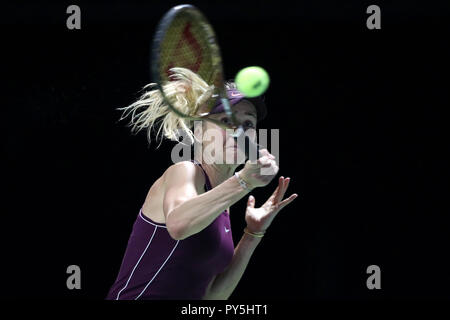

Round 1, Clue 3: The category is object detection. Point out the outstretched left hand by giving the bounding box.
[245,176,298,234]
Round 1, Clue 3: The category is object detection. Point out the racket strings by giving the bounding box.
[126,5,227,144]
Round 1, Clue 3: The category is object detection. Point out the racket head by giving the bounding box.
[151,5,259,160]
[151,4,230,121]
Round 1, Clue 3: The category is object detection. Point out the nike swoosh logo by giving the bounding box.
[224,226,230,233]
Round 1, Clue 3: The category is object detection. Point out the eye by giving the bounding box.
[243,120,255,129]
[220,117,231,125]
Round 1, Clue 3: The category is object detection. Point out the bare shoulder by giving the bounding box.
[162,161,205,192]
[164,161,197,177]
[142,161,205,223]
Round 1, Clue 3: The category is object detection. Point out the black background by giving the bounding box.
[2,0,450,301]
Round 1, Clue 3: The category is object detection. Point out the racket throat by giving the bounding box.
[231,126,245,138]
[220,98,234,120]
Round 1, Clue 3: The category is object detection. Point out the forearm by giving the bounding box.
[204,232,262,300]
[169,175,250,239]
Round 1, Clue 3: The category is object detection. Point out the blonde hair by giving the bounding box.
[118,67,215,145]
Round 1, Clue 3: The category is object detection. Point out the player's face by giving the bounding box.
[204,101,257,164]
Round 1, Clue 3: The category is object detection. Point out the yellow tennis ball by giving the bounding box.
[235,66,270,98]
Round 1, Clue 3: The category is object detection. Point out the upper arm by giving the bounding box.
[202,275,217,300]
[162,161,202,229]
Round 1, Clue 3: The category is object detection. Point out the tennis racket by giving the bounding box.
[150,4,260,161]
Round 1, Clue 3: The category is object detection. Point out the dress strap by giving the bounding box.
[191,160,212,191]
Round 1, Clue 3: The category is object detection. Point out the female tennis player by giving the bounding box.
[106,68,297,300]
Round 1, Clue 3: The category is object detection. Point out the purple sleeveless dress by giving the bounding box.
[106,161,235,300]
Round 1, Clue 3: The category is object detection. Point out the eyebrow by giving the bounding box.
[243,111,257,118]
